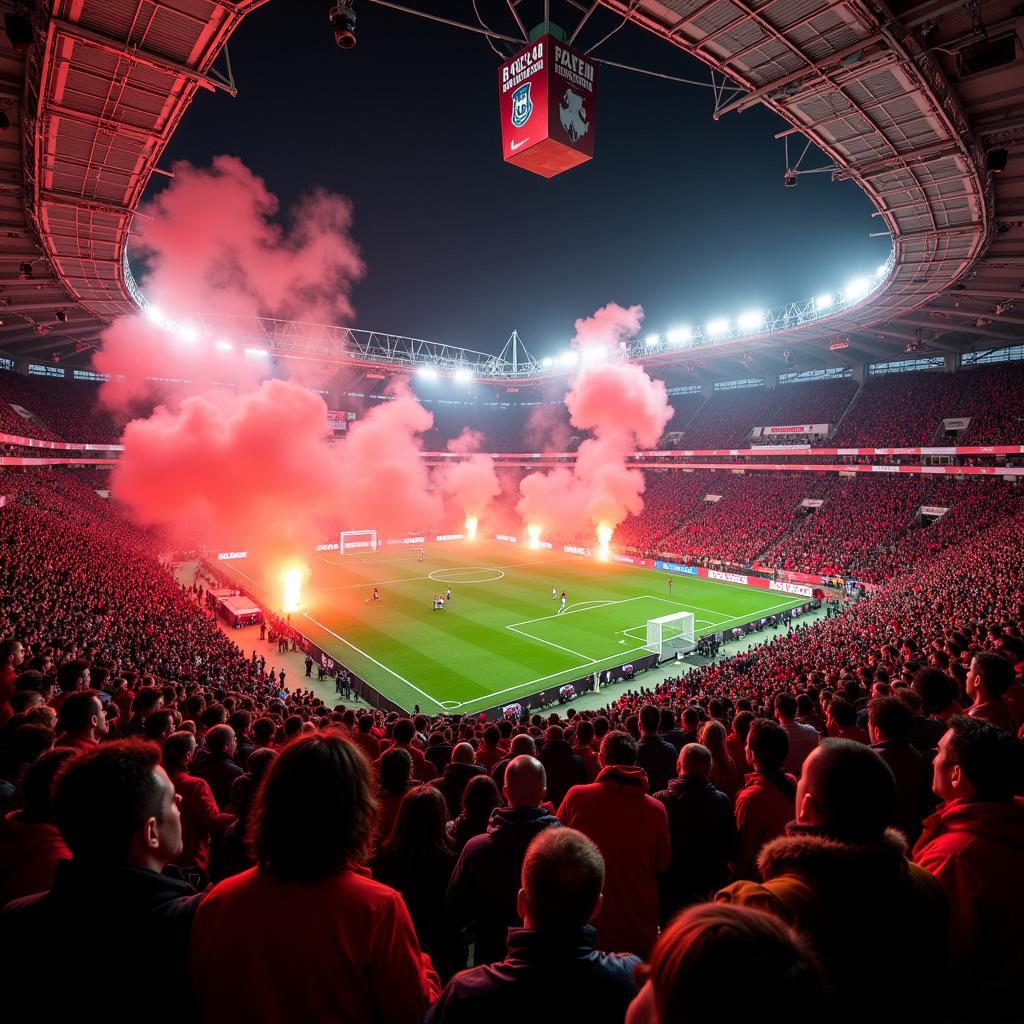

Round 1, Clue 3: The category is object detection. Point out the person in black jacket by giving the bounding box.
[427,828,640,1024]
[538,725,587,808]
[447,755,560,964]
[433,742,487,821]
[0,740,200,1024]
[637,704,679,795]
[654,743,739,920]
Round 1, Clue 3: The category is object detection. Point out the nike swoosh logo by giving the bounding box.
[510,138,529,151]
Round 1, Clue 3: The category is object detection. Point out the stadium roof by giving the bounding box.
[0,0,1020,383]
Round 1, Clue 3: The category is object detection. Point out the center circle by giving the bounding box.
[428,567,505,584]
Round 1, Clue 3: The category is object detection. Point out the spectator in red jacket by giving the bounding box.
[190,731,440,1024]
[0,746,74,906]
[352,713,380,762]
[474,725,505,774]
[913,716,1024,1019]
[572,719,600,782]
[54,690,109,752]
[965,652,1017,733]
[732,718,797,881]
[162,731,235,882]
[557,730,670,958]
[626,904,827,1024]
[377,717,438,783]
[0,638,24,724]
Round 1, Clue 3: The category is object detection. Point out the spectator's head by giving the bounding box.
[599,730,637,768]
[966,652,1013,704]
[53,740,182,869]
[246,746,276,785]
[574,720,594,747]
[143,708,176,742]
[932,716,1022,804]
[509,733,536,757]
[131,687,163,718]
[746,718,788,774]
[503,755,547,809]
[56,660,90,696]
[482,725,500,749]
[732,710,754,743]
[392,718,415,746]
[518,828,604,932]
[55,690,108,740]
[679,743,712,780]
[681,707,700,731]
[381,784,450,856]
[795,739,896,844]
[627,904,826,1024]
[252,717,276,747]
[378,746,413,796]
[357,714,374,735]
[826,696,857,731]
[161,731,197,774]
[460,773,500,818]
[249,731,376,882]
[867,696,913,744]
[0,638,25,673]
[639,704,660,736]
[544,725,564,745]
[0,723,55,784]
[205,723,236,757]
[774,693,798,723]
[449,741,473,765]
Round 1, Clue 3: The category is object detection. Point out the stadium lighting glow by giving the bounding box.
[581,345,607,364]
[737,310,764,331]
[815,293,833,311]
[845,277,871,301]
[417,365,438,380]
[215,340,234,351]
[176,324,200,344]
[706,319,730,336]
[527,524,541,549]
[645,333,661,348]
[244,347,270,358]
[596,522,612,561]
[454,368,473,384]
[559,351,579,367]
[281,565,305,613]
[542,357,554,368]
[465,516,478,540]
[145,305,170,330]
[875,263,888,278]
[666,327,692,345]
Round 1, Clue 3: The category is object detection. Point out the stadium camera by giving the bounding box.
[783,170,797,187]
[329,2,357,48]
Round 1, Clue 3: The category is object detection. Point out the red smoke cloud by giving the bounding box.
[433,429,501,527]
[111,379,442,558]
[517,303,670,540]
[93,156,365,410]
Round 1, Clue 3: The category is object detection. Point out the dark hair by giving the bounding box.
[53,740,165,863]
[775,693,798,720]
[748,718,788,773]
[0,723,55,776]
[357,714,374,734]
[378,746,413,794]
[0,638,22,664]
[143,709,176,740]
[639,704,660,734]
[252,717,276,745]
[460,773,500,818]
[250,732,376,882]
[827,696,857,728]
[55,691,102,734]
[522,828,604,931]
[56,660,90,695]
[912,668,958,715]
[945,716,1022,802]
[131,687,163,716]
[482,725,500,747]
[380,785,451,859]
[804,739,895,843]
[868,697,912,740]
[682,707,700,728]
[970,652,1014,699]
[392,718,415,745]
[600,730,636,767]
[575,720,594,745]
[205,723,234,755]
[643,904,826,1021]
[22,747,76,821]
[733,710,754,742]
[162,731,196,771]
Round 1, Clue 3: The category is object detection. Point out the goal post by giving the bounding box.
[339,529,378,554]
[646,610,696,662]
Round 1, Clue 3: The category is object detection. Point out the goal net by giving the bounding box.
[339,529,378,554]
[646,611,696,662]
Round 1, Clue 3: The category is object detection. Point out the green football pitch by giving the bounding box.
[220,541,805,715]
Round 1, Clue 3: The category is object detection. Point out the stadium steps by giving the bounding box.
[828,379,862,440]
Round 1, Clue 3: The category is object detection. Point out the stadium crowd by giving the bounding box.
[1,464,1022,1022]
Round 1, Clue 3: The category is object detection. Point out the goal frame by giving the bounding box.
[646,610,696,662]
[339,529,378,554]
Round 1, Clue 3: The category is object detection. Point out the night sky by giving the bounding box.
[159,1,890,358]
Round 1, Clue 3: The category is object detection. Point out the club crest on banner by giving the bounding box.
[511,82,533,127]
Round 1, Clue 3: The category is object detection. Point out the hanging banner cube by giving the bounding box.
[498,35,599,178]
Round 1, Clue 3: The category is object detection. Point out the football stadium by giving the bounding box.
[1,1,1022,1021]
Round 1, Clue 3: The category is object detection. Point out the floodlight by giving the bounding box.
[244,347,270,357]
[145,305,169,329]
[815,293,833,311]
[645,333,660,348]
[706,319,729,336]
[737,310,764,331]
[666,326,692,345]
[176,324,200,344]
[329,1,357,48]
[454,367,473,383]
[875,263,888,278]
[559,351,578,367]
[541,357,553,368]
[417,365,438,380]
[845,277,871,301]
[215,340,234,351]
